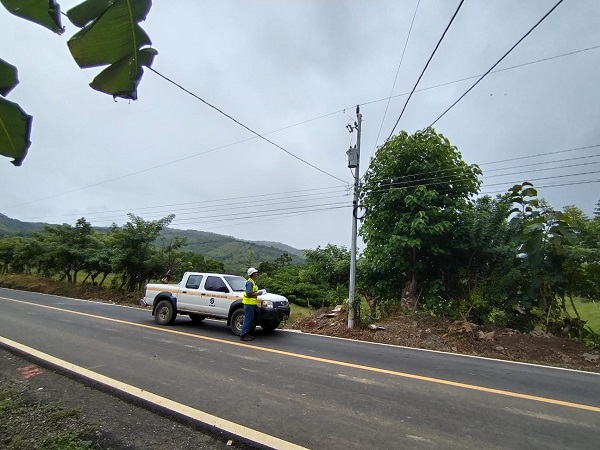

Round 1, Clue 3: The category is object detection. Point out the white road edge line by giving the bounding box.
[0,335,308,450]
[280,331,600,376]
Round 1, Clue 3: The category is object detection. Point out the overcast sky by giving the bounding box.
[1,0,599,250]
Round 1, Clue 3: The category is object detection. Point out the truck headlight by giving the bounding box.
[261,300,274,309]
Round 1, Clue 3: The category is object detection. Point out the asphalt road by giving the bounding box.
[1,287,599,449]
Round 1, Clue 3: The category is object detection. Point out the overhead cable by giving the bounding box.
[374,0,421,150]
[149,68,347,184]
[359,44,599,110]
[171,203,352,226]
[386,0,465,141]
[18,185,349,221]
[361,143,600,185]
[428,0,566,128]
[5,43,594,212]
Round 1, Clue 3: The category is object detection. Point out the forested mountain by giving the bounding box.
[0,213,304,274]
[250,240,305,258]
[0,213,46,236]
[159,228,304,273]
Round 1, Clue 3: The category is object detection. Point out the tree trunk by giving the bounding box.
[361,290,378,319]
[401,273,418,310]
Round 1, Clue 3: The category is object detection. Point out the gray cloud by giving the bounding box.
[1,0,598,250]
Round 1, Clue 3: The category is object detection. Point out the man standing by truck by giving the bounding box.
[240,267,264,341]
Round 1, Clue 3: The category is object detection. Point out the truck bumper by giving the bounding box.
[257,306,290,323]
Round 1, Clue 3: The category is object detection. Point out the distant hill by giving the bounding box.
[250,240,305,258]
[0,213,46,236]
[160,228,304,274]
[0,213,304,274]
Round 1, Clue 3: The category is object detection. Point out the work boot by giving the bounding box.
[240,335,254,341]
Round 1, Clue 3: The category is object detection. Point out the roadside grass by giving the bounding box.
[566,297,600,333]
[287,303,314,324]
[0,377,96,450]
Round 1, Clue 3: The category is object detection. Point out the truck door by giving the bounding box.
[202,275,233,316]
[177,274,207,313]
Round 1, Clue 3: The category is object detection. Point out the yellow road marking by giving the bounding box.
[2,296,600,414]
[0,335,307,450]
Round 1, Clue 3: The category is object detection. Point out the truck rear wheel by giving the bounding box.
[155,300,176,325]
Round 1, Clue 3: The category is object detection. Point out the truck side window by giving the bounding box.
[186,275,203,290]
[205,276,229,293]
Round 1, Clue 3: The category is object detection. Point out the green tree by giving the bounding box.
[508,183,576,328]
[562,204,600,301]
[81,232,114,286]
[178,251,224,277]
[110,213,174,291]
[36,218,94,283]
[444,194,518,324]
[359,128,481,309]
[304,245,350,289]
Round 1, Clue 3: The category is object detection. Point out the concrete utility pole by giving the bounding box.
[346,105,362,329]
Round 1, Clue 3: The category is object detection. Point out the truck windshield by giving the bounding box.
[225,276,247,292]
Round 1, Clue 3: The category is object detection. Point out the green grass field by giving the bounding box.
[566,298,600,333]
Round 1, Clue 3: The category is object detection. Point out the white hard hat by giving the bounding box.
[247,267,259,276]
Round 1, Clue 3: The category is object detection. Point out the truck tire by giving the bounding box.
[189,314,206,324]
[230,308,245,336]
[261,322,280,332]
[155,300,176,325]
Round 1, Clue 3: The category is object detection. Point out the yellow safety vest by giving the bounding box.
[242,277,258,305]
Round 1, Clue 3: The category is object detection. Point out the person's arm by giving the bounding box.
[245,281,263,298]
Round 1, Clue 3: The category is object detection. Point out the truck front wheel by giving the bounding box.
[230,308,245,336]
[155,300,176,325]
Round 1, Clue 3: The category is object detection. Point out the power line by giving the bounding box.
[386,0,465,141]
[171,203,352,226]
[201,206,350,233]
[479,178,600,196]
[428,0,566,128]
[361,143,600,184]
[5,44,595,213]
[374,0,421,150]
[478,143,600,166]
[149,68,347,184]
[87,193,351,225]
[359,44,599,110]
[364,165,600,196]
[19,185,348,222]
[362,174,600,208]
[365,169,600,197]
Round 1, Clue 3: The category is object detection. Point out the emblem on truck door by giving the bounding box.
[209,298,215,306]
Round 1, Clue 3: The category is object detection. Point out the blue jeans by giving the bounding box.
[241,304,255,336]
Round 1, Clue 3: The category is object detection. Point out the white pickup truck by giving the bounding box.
[140,272,290,335]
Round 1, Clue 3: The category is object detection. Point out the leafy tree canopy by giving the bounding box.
[359,128,481,305]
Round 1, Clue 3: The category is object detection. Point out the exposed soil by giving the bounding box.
[291,306,600,373]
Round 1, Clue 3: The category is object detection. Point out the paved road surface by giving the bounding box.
[1,288,599,449]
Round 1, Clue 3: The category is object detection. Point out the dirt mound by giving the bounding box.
[291,306,600,373]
